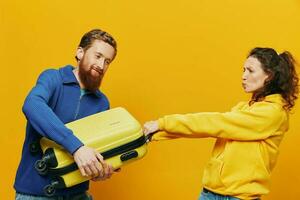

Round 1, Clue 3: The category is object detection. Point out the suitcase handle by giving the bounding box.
[145,131,158,143]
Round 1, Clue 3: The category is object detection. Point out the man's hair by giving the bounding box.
[75,29,117,61]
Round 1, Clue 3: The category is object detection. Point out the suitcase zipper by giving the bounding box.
[47,135,147,176]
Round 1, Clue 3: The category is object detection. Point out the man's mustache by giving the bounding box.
[90,65,104,75]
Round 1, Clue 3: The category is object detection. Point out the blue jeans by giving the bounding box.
[199,188,240,200]
[15,192,93,200]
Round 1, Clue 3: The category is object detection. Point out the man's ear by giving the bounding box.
[76,47,84,61]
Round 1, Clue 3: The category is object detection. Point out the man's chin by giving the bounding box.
[86,79,102,92]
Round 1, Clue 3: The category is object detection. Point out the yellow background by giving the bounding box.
[1,0,300,199]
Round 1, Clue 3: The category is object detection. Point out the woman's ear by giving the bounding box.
[264,71,274,85]
[76,47,84,61]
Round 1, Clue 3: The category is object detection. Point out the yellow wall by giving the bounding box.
[1,0,300,199]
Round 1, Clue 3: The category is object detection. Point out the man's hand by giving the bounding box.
[73,146,114,181]
[143,120,159,136]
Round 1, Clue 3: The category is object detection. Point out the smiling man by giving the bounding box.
[14,29,117,200]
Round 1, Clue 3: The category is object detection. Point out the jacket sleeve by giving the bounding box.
[152,102,287,141]
[22,69,83,154]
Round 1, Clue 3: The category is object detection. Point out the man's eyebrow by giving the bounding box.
[96,52,112,61]
[95,52,103,56]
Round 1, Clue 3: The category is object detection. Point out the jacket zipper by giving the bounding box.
[74,95,84,120]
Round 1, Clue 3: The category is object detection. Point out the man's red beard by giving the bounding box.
[78,65,104,92]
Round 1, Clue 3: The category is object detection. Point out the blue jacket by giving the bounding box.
[14,65,110,196]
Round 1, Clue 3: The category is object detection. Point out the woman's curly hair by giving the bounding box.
[248,47,299,111]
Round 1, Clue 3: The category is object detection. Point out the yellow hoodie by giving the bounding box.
[152,94,288,200]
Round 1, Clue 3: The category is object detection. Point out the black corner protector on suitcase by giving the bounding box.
[44,148,59,168]
[47,135,147,177]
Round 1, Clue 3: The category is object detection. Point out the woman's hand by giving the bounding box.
[143,120,159,136]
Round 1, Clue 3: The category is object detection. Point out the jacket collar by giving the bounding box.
[263,94,284,105]
[60,65,78,84]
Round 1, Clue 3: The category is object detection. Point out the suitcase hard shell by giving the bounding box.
[35,107,148,196]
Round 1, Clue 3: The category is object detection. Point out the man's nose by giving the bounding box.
[97,58,105,70]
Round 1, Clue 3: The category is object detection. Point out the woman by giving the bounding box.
[143,47,299,200]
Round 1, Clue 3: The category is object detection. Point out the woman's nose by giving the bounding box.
[242,72,247,80]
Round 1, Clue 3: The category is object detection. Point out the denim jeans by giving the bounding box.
[15,192,93,200]
[199,188,240,200]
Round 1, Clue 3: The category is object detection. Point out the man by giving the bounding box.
[14,29,117,200]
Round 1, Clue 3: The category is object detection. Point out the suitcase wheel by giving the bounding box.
[43,180,60,196]
[43,184,56,197]
[29,141,41,155]
[35,159,48,175]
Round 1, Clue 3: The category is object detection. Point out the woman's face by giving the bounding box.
[242,56,269,93]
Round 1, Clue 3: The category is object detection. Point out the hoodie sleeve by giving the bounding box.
[152,101,287,141]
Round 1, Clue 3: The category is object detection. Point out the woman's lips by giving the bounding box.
[242,83,246,88]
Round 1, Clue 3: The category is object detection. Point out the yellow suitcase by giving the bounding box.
[35,107,148,196]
